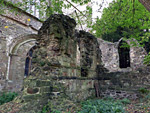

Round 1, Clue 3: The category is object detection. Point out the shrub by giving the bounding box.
[39,61,46,66]
[79,99,126,113]
[120,98,131,105]
[0,92,18,105]
[139,88,149,94]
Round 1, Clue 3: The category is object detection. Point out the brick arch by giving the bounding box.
[7,34,38,91]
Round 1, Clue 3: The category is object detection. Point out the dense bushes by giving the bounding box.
[79,98,126,113]
[0,92,18,105]
[40,97,128,113]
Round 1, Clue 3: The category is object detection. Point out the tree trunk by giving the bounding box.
[139,0,150,11]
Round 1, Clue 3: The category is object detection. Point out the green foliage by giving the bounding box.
[0,92,18,105]
[51,110,62,113]
[120,98,131,105]
[92,0,150,63]
[40,103,64,113]
[79,98,126,113]
[0,0,92,23]
[144,52,150,65]
[40,103,51,113]
[92,0,150,43]
[39,61,46,66]
[139,90,150,106]
[139,88,149,94]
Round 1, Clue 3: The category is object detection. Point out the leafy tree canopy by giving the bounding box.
[92,0,150,64]
[92,0,150,44]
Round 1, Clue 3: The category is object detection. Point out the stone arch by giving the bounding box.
[9,34,38,55]
[118,39,130,68]
[8,34,38,91]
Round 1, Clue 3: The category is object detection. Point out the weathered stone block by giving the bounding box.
[36,80,51,87]
[27,81,37,88]
[40,86,52,93]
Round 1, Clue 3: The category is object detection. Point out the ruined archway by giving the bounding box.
[7,34,38,91]
[118,40,130,68]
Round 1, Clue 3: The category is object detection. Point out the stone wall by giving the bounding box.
[77,31,103,77]
[99,67,150,99]
[98,38,147,72]
[0,3,42,91]
[0,37,7,91]
[18,14,105,105]
[22,76,96,102]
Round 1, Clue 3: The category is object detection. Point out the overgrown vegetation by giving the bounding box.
[0,92,18,105]
[93,0,150,42]
[79,98,126,113]
[139,87,150,94]
[125,88,150,113]
[144,52,150,65]
[40,96,150,113]
[40,97,131,113]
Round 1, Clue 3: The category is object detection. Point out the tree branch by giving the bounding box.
[75,10,83,30]
[65,0,87,18]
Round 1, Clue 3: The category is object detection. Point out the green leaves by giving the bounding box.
[79,98,126,113]
[144,52,150,65]
[93,0,150,42]
[0,0,93,27]
[0,92,18,105]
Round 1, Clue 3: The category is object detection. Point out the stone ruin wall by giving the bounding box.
[0,3,148,92]
[18,14,150,106]
[0,7,149,108]
[98,38,147,72]
[20,14,105,102]
[99,67,150,99]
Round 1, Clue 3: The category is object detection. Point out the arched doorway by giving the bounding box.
[118,40,130,68]
[24,46,36,77]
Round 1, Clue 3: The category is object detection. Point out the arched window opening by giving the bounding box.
[118,40,130,68]
[24,46,36,76]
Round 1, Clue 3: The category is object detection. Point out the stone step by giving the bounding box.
[23,94,42,101]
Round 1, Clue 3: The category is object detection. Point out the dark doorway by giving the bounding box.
[118,40,130,68]
[24,46,36,76]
